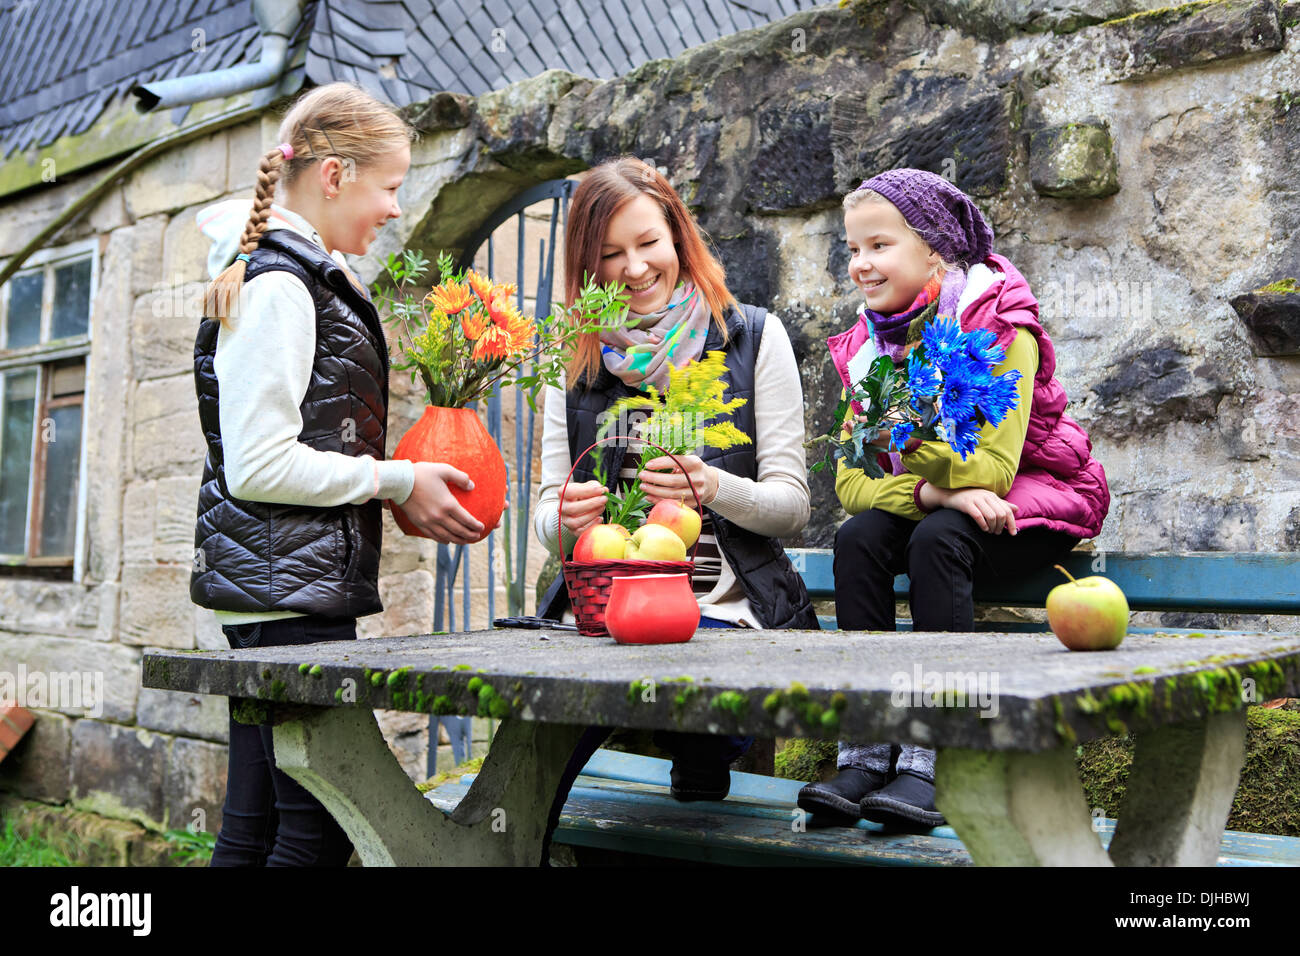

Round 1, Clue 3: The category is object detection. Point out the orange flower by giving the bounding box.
[466,269,495,305]
[471,297,535,362]
[460,308,490,341]
[428,281,473,315]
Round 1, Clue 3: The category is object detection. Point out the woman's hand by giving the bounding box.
[923,485,1019,535]
[401,462,486,544]
[640,455,718,507]
[558,480,608,538]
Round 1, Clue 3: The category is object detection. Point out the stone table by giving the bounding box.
[142,626,1300,866]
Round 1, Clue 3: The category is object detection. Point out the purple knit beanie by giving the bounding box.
[856,168,994,268]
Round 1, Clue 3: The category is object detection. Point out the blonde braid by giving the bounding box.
[203,146,287,325]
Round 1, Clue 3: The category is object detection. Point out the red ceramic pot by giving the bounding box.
[604,573,700,645]
[389,405,506,543]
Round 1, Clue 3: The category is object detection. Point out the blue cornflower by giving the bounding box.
[921,316,964,371]
[938,356,987,426]
[938,416,982,460]
[890,421,915,450]
[964,327,1005,367]
[977,369,1023,428]
[906,352,942,397]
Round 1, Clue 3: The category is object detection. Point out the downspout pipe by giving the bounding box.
[132,0,303,112]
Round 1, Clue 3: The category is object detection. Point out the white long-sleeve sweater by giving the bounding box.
[533,313,811,627]
[196,200,415,625]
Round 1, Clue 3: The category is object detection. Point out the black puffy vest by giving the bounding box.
[539,304,817,630]
[190,229,389,618]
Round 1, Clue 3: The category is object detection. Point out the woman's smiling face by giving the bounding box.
[598,193,680,314]
[844,198,940,315]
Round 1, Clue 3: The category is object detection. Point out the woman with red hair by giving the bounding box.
[535,157,816,853]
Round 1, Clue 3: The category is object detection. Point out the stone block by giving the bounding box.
[377,709,429,783]
[155,475,202,565]
[226,114,281,192]
[162,200,223,286]
[120,564,195,648]
[131,215,169,297]
[1104,0,1284,80]
[1229,285,1300,356]
[195,606,227,651]
[137,685,229,744]
[162,736,229,834]
[907,0,1141,39]
[362,570,436,639]
[132,291,202,380]
[1123,492,1256,551]
[123,480,157,564]
[0,634,140,722]
[1030,121,1119,199]
[87,186,130,235]
[131,377,204,480]
[124,129,229,219]
[0,708,70,802]
[69,719,167,828]
[0,579,104,639]
[1088,341,1232,441]
[406,90,476,132]
[745,100,836,213]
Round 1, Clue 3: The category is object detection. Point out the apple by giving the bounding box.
[1047,565,1129,651]
[624,523,688,562]
[646,497,701,549]
[573,523,631,563]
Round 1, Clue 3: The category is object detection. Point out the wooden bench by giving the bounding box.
[480,548,1300,866]
[144,608,1300,867]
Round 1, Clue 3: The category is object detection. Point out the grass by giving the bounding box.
[0,818,75,867]
[163,828,216,865]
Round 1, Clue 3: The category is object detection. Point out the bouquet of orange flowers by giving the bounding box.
[373,251,628,408]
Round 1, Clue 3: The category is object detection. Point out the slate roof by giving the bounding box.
[1,0,824,161]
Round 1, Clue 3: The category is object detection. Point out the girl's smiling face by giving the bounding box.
[315,144,410,256]
[844,199,941,315]
[598,193,681,315]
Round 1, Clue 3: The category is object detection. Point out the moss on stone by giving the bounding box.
[774,738,839,783]
[709,690,749,719]
[386,667,411,690]
[231,698,270,725]
[1258,277,1299,293]
[1077,706,1300,836]
[1099,0,1222,30]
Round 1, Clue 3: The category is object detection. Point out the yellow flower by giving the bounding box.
[428,281,473,315]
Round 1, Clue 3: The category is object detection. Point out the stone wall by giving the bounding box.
[3,0,1300,835]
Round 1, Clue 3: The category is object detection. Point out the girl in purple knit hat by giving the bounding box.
[797,169,1111,829]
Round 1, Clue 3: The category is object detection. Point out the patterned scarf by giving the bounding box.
[600,280,712,391]
[865,269,967,363]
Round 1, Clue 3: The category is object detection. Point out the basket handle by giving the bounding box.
[558,435,704,564]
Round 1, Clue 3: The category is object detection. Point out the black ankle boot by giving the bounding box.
[859,770,945,829]
[669,761,731,802]
[797,767,889,824]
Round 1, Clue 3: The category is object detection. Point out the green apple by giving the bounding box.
[1046,565,1129,651]
[646,497,702,549]
[624,523,688,562]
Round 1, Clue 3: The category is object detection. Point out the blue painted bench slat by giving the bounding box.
[792,549,1300,630]
[426,751,1300,867]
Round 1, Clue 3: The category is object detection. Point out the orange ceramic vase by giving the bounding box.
[389,405,507,543]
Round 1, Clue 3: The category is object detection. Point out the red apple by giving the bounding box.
[624,524,688,562]
[573,523,631,563]
[1047,565,1129,651]
[646,497,702,549]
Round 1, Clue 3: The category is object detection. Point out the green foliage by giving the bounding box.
[592,350,752,531]
[0,818,75,867]
[163,827,216,865]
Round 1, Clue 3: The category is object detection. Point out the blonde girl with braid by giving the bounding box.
[193,82,480,866]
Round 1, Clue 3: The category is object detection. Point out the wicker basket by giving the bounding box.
[558,437,701,637]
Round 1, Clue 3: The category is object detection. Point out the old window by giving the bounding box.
[0,238,94,578]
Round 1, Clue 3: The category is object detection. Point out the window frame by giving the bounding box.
[0,236,96,580]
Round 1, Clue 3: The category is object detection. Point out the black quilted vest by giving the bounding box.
[190,230,389,618]
[538,304,817,630]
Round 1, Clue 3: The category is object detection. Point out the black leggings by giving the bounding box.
[209,615,357,867]
[834,507,1079,631]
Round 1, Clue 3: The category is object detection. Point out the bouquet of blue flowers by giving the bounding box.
[809,317,1023,480]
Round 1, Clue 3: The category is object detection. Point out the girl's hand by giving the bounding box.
[927,485,1019,535]
[640,455,718,506]
[402,462,486,544]
[559,480,608,537]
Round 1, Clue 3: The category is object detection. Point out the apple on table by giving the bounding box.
[572,523,631,563]
[645,497,701,549]
[625,524,688,562]
[1046,565,1130,651]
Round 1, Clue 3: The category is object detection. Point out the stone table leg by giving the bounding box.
[934,744,1112,866]
[1107,709,1246,867]
[270,706,586,866]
